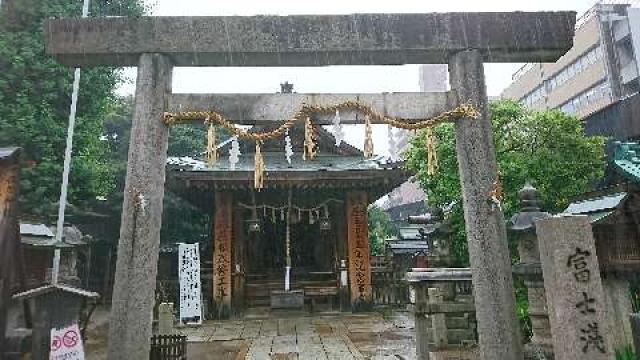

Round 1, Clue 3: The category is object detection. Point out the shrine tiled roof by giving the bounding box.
[0,147,20,160]
[386,240,430,255]
[19,223,90,248]
[613,141,640,184]
[167,127,407,195]
[563,192,627,224]
[168,153,398,173]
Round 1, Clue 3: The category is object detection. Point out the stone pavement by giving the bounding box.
[178,311,416,360]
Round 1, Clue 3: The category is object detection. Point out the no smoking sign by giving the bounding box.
[50,324,85,360]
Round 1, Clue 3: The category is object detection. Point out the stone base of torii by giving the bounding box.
[43,11,576,360]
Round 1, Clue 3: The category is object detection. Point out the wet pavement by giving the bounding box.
[179,310,416,360]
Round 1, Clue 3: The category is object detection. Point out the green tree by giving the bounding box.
[405,100,606,266]
[101,96,210,245]
[405,100,605,340]
[367,205,397,256]
[0,0,145,218]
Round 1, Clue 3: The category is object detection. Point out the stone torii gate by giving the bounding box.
[44,12,576,360]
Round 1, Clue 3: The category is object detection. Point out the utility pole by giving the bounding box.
[51,0,90,284]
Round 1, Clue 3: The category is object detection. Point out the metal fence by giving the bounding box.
[149,335,187,360]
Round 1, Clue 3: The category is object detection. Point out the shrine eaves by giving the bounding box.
[45,12,576,67]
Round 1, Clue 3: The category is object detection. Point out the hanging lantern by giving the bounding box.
[246,209,261,234]
[246,192,261,233]
[319,205,331,231]
[319,218,331,231]
[246,218,261,233]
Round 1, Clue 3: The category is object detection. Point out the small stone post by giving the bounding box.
[413,283,430,360]
[508,183,553,358]
[428,288,448,349]
[536,215,613,359]
[448,49,523,360]
[157,303,174,335]
[107,53,172,360]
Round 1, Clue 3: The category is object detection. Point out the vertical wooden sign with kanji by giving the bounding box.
[346,191,372,311]
[0,148,22,354]
[536,215,613,360]
[213,192,232,319]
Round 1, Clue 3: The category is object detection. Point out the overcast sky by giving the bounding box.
[119,0,600,155]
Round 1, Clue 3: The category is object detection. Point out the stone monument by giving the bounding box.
[536,215,613,359]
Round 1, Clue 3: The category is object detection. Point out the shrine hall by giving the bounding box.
[167,125,408,318]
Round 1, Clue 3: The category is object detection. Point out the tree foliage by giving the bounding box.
[405,100,606,265]
[101,97,210,245]
[367,205,397,256]
[0,0,145,218]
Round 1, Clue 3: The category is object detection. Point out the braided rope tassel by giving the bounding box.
[426,127,438,176]
[364,114,374,158]
[254,141,265,190]
[205,119,218,166]
[303,117,317,160]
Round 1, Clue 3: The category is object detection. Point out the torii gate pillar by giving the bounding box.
[107,53,172,360]
[448,50,523,359]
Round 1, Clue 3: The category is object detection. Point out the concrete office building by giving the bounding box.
[502,3,640,119]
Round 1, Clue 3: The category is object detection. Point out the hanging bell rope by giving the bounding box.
[205,118,218,166]
[426,128,438,176]
[254,141,265,190]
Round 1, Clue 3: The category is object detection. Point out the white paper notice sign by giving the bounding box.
[178,243,202,325]
[50,323,85,360]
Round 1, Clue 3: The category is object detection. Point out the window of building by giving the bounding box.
[521,85,546,107]
[547,46,603,92]
[559,82,611,115]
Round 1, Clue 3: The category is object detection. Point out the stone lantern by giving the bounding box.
[508,182,552,359]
